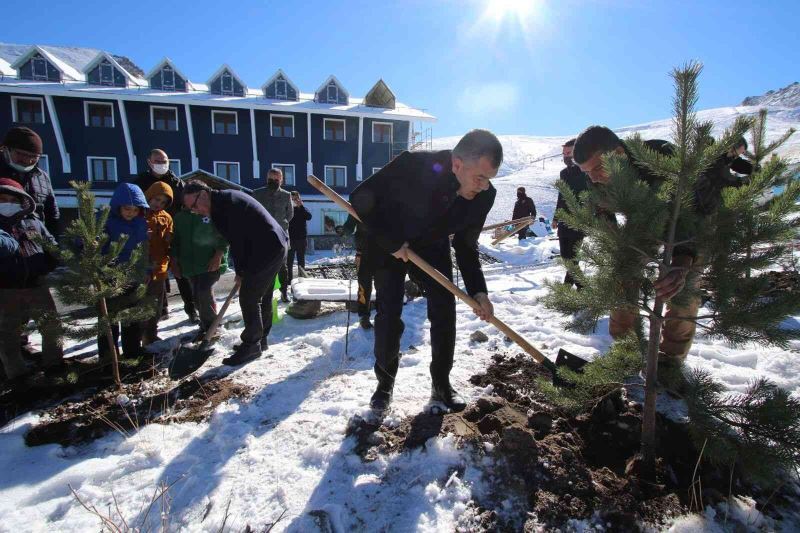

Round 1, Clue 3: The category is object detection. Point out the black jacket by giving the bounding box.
[555,164,590,237]
[288,205,312,241]
[512,195,536,221]
[134,170,184,216]
[0,158,60,239]
[209,190,288,276]
[350,150,496,296]
[694,153,754,215]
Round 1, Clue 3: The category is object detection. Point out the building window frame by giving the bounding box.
[38,154,49,174]
[161,66,175,90]
[371,167,383,175]
[169,159,182,176]
[211,110,238,135]
[31,55,49,81]
[99,60,115,86]
[221,71,234,96]
[150,105,179,132]
[322,209,348,235]
[270,114,295,138]
[324,165,347,188]
[214,161,241,184]
[87,156,118,182]
[84,101,115,128]
[271,163,295,186]
[327,83,339,102]
[372,122,393,144]
[323,118,346,142]
[11,96,45,124]
[275,79,288,99]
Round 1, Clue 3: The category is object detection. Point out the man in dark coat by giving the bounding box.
[182,181,288,366]
[342,214,375,329]
[512,187,536,240]
[133,148,196,323]
[350,129,502,413]
[553,138,590,288]
[287,190,312,287]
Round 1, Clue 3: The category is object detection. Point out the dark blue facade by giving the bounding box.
[87,59,127,87]
[0,92,64,184]
[254,110,308,192]
[263,74,298,101]
[149,66,188,92]
[362,118,409,176]
[191,106,253,187]
[315,80,348,105]
[209,70,245,97]
[124,101,192,178]
[18,53,61,82]
[311,114,358,191]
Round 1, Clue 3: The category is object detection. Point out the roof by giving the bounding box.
[315,75,349,98]
[178,168,253,193]
[364,79,396,109]
[9,45,84,81]
[82,51,147,87]
[261,68,299,93]
[145,57,195,90]
[205,64,248,92]
[0,56,13,77]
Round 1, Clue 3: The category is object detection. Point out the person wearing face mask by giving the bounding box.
[553,138,590,288]
[134,148,196,324]
[253,168,294,302]
[511,187,536,240]
[0,127,62,362]
[0,178,60,381]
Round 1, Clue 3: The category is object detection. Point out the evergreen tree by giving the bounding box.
[41,181,156,389]
[541,62,800,480]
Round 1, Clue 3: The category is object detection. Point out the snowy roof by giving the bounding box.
[145,57,195,90]
[261,68,299,93]
[205,64,248,93]
[82,51,147,87]
[9,45,84,81]
[315,75,349,99]
[0,56,13,77]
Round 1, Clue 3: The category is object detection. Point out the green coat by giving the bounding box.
[171,210,229,278]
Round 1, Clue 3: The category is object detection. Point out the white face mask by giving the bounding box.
[150,163,169,176]
[3,150,35,173]
[0,203,23,217]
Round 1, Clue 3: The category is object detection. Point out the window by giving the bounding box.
[323,209,348,235]
[221,72,234,96]
[169,159,181,176]
[99,61,114,86]
[372,122,393,144]
[12,97,45,124]
[214,161,240,183]
[372,167,382,175]
[324,165,347,188]
[162,66,175,90]
[151,106,178,131]
[327,83,338,102]
[272,163,295,186]
[38,155,49,174]
[276,79,287,99]
[271,115,294,137]
[323,119,346,141]
[212,110,238,135]
[88,157,117,182]
[85,102,114,128]
[32,55,49,81]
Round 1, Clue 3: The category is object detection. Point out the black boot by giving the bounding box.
[222,342,262,366]
[359,315,373,330]
[431,381,467,412]
[369,379,394,412]
[260,336,269,352]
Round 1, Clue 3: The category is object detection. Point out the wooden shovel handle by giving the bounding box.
[306,175,551,367]
[204,278,241,341]
[491,220,533,246]
[482,216,533,232]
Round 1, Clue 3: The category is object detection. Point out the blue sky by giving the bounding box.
[3,0,796,137]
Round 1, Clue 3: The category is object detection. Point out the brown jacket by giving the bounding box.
[144,182,174,281]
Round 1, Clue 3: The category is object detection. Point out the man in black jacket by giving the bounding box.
[553,139,590,288]
[287,191,312,287]
[182,181,288,366]
[134,148,196,323]
[512,187,536,240]
[350,129,502,413]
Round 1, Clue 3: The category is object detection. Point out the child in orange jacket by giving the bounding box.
[143,182,174,344]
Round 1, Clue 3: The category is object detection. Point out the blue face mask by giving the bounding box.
[0,203,23,217]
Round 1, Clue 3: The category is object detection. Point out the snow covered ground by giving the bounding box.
[2,100,799,531]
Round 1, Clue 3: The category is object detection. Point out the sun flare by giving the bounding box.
[484,0,536,22]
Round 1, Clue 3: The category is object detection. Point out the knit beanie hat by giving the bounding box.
[2,127,43,155]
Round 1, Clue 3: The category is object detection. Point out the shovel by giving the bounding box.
[307,175,589,382]
[168,278,241,380]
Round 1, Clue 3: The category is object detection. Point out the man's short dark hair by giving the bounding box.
[183,180,212,196]
[734,137,748,151]
[517,186,525,193]
[452,129,503,168]
[573,126,622,165]
[563,138,576,148]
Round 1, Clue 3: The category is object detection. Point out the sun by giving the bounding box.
[484,0,536,22]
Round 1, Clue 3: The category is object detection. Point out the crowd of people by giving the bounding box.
[0,123,754,414]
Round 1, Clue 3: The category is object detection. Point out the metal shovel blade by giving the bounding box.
[168,342,215,380]
[552,348,590,387]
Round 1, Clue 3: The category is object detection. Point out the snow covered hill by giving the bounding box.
[434,90,800,226]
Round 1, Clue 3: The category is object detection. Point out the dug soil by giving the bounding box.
[347,351,800,531]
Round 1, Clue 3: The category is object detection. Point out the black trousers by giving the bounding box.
[558,229,584,288]
[97,286,143,360]
[373,239,456,388]
[169,276,196,318]
[239,249,287,346]
[287,238,307,284]
[355,251,376,317]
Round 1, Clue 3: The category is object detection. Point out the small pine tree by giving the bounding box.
[41,181,156,389]
[541,62,800,480]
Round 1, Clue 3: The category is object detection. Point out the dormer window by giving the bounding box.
[221,71,234,96]
[99,60,114,86]
[31,55,49,81]
[162,66,175,90]
[276,79,287,99]
[327,83,339,102]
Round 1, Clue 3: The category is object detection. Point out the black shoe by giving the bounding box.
[369,383,393,412]
[187,311,200,325]
[260,337,269,352]
[431,384,467,412]
[359,316,373,330]
[222,343,262,366]
[280,291,290,303]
